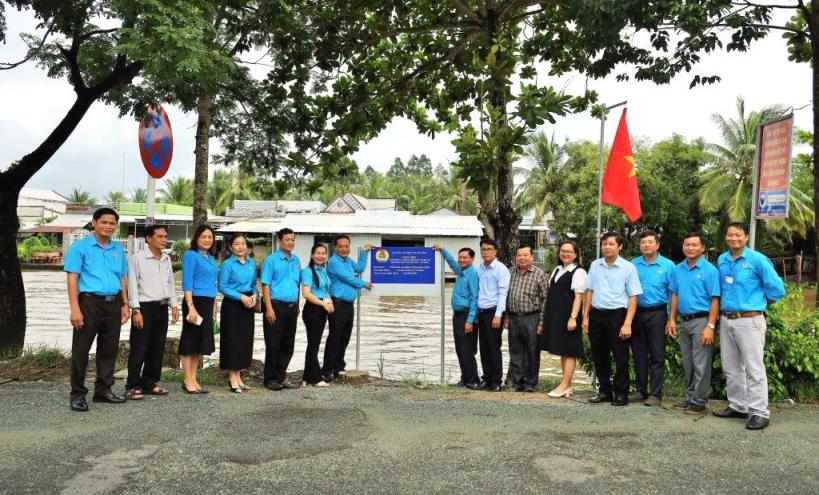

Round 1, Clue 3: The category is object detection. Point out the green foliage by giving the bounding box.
[159,176,194,206]
[161,369,222,386]
[171,239,188,257]
[67,188,95,205]
[17,235,58,261]
[129,187,147,203]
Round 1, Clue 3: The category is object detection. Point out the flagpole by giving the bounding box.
[596,100,628,260]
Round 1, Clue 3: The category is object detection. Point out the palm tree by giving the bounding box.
[437,164,477,215]
[207,167,260,215]
[104,191,126,206]
[159,176,194,206]
[699,97,814,239]
[130,187,147,203]
[516,131,564,223]
[67,188,96,205]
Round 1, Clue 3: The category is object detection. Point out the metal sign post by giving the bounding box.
[595,100,628,259]
[355,246,362,371]
[440,251,446,386]
[146,177,156,227]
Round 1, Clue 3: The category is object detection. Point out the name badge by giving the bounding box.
[725,276,734,285]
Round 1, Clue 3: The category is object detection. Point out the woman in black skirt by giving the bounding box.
[542,240,587,398]
[180,225,219,394]
[218,233,258,393]
[301,243,333,387]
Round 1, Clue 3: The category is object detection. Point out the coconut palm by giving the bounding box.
[159,176,194,206]
[104,191,126,206]
[67,188,96,205]
[130,187,147,203]
[210,167,260,214]
[699,97,814,239]
[437,164,478,215]
[516,131,564,224]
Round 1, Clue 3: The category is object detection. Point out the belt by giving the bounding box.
[478,307,497,314]
[80,292,121,303]
[637,304,667,313]
[272,300,298,309]
[506,310,539,317]
[453,308,468,315]
[721,311,763,320]
[591,307,626,314]
[331,298,354,305]
[141,299,170,306]
[680,311,708,322]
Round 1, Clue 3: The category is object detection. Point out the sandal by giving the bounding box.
[125,389,144,400]
[144,386,168,396]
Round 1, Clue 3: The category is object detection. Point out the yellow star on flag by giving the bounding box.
[626,155,637,177]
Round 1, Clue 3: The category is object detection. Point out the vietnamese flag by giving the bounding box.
[601,108,642,222]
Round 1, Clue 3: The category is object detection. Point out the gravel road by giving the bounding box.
[0,381,816,494]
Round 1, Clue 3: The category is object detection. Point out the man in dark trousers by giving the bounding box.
[476,238,510,392]
[65,207,130,411]
[125,225,179,400]
[504,246,548,392]
[261,228,302,390]
[582,232,643,406]
[323,235,373,381]
[630,230,674,406]
[434,244,480,389]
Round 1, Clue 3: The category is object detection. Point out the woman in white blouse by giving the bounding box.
[541,241,587,398]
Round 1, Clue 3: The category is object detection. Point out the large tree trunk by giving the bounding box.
[0,93,98,352]
[193,95,214,227]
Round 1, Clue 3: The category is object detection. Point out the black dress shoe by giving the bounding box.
[464,382,480,390]
[489,384,502,392]
[746,415,770,430]
[588,393,613,404]
[92,392,126,404]
[281,380,300,389]
[612,395,629,406]
[265,381,285,391]
[712,407,749,419]
[455,380,465,387]
[70,399,89,412]
[513,385,525,392]
[322,374,335,383]
[523,384,535,393]
[478,381,489,390]
[182,384,202,394]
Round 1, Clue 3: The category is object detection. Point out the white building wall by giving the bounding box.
[424,236,482,273]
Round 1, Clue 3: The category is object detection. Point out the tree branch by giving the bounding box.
[0,26,53,71]
[58,35,87,93]
[450,0,482,24]
[76,27,118,44]
[498,0,555,23]
[731,1,801,9]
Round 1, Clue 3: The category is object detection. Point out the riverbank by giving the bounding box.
[0,377,817,494]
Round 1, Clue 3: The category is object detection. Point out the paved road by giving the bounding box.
[0,381,817,494]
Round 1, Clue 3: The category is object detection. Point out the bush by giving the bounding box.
[17,235,58,261]
[578,285,819,403]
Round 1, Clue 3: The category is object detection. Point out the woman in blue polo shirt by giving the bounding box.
[301,243,334,387]
[180,225,219,394]
[218,233,258,393]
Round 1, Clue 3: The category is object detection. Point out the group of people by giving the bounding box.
[437,224,784,431]
[65,208,785,431]
[65,207,372,411]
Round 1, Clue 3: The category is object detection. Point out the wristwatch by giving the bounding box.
[706,322,715,329]
[132,308,141,314]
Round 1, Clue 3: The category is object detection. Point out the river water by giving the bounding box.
[22,271,587,384]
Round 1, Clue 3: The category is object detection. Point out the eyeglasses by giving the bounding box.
[480,247,495,252]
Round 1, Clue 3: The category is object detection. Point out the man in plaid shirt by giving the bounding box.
[504,246,548,392]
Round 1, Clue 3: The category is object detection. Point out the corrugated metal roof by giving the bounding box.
[219,211,483,237]
[20,188,68,203]
[323,193,396,213]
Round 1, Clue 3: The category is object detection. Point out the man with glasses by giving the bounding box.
[476,238,511,392]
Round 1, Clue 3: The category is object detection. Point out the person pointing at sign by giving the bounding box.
[322,235,374,382]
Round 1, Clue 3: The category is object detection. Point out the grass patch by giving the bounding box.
[0,344,67,367]
[161,369,222,386]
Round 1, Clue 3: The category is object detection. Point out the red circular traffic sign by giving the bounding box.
[138,105,174,179]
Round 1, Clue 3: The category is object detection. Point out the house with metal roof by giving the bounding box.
[323,193,396,213]
[17,188,69,228]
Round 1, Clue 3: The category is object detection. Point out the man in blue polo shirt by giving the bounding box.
[64,207,130,412]
[434,244,480,389]
[582,232,643,406]
[713,223,785,430]
[322,235,374,382]
[631,230,675,406]
[261,228,302,390]
[667,232,720,415]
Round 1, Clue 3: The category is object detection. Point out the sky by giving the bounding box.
[0,6,812,200]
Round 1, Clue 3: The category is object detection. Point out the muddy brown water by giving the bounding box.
[22,271,587,384]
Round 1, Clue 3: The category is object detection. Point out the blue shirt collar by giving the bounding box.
[598,256,626,268]
[481,258,499,270]
[89,234,115,250]
[635,254,663,265]
[276,249,294,261]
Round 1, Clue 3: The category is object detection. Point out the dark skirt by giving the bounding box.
[179,296,216,356]
[219,296,255,370]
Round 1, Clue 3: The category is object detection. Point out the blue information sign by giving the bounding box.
[370,247,435,284]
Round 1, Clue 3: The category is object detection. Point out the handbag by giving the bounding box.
[254,294,263,314]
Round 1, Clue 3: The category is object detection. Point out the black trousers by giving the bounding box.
[477,308,503,386]
[508,313,541,388]
[302,302,328,384]
[322,299,355,377]
[126,301,169,391]
[453,309,479,385]
[588,307,630,397]
[262,301,299,385]
[71,294,122,400]
[631,308,667,398]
